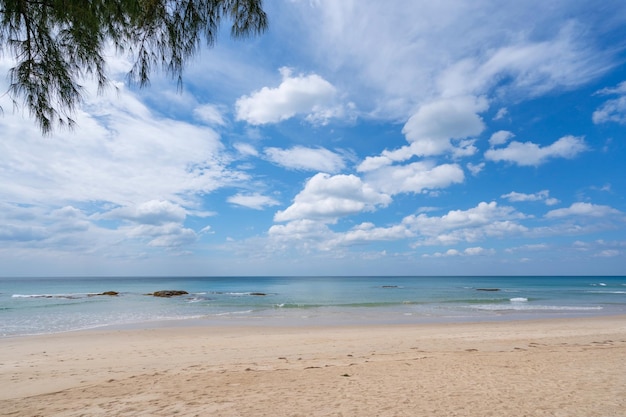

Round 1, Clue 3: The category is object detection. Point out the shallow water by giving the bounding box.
[1,276,625,336]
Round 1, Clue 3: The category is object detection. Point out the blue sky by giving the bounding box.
[1,0,626,276]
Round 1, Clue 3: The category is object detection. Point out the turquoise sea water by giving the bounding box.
[1,276,625,337]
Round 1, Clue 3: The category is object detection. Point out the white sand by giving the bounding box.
[2,316,626,416]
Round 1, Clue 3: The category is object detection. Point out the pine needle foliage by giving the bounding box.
[0,0,267,133]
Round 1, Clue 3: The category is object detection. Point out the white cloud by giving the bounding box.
[289,1,616,119]
[591,80,626,125]
[357,143,420,172]
[594,249,620,258]
[124,223,197,248]
[424,246,495,257]
[193,104,227,126]
[264,146,346,172]
[234,142,259,157]
[545,202,622,218]
[402,96,488,156]
[505,243,550,253]
[437,22,614,99]
[501,190,559,205]
[267,219,334,248]
[466,162,485,176]
[403,201,528,246]
[363,162,464,195]
[489,130,515,146]
[102,200,186,225]
[330,222,414,246]
[595,81,626,95]
[235,67,343,125]
[274,173,391,222]
[485,135,587,166]
[493,107,509,120]
[227,193,280,210]
[464,246,495,256]
[0,82,244,207]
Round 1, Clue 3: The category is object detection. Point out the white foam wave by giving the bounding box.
[12,293,86,299]
[214,310,254,316]
[470,304,603,311]
[586,291,626,294]
[510,297,528,302]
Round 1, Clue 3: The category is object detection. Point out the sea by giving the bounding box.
[1,276,625,337]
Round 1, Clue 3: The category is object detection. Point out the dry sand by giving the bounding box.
[1,316,625,416]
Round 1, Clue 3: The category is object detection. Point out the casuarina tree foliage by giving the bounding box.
[0,0,268,133]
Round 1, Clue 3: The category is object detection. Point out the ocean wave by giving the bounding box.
[510,297,528,302]
[12,293,88,299]
[586,291,626,294]
[469,304,603,311]
[214,310,254,316]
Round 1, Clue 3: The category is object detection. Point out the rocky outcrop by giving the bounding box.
[89,291,119,297]
[250,292,267,296]
[476,288,500,292]
[149,290,189,297]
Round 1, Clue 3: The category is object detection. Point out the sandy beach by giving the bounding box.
[1,316,625,417]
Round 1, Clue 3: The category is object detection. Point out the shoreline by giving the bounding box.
[5,306,625,339]
[2,315,625,416]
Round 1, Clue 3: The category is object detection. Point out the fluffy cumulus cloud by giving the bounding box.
[501,190,559,206]
[489,130,515,146]
[100,200,201,248]
[274,173,391,222]
[0,77,243,257]
[401,96,488,157]
[123,223,197,248]
[3,0,626,275]
[267,219,335,252]
[363,162,464,195]
[0,203,89,243]
[227,193,280,210]
[485,135,587,166]
[332,222,414,245]
[102,200,187,225]
[264,146,346,172]
[402,201,528,246]
[545,202,623,218]
[235,67,345,125]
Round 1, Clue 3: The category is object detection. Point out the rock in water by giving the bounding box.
[150,290,189,297]
[88,291,119,297]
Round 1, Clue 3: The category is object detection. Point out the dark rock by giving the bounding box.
[382,285,398,288]
[150,290,189,297]
[89,291,119,297]
[476,288,500,292]
[250,292,266,296]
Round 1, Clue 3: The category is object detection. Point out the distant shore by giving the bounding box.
[2,315,625,416]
